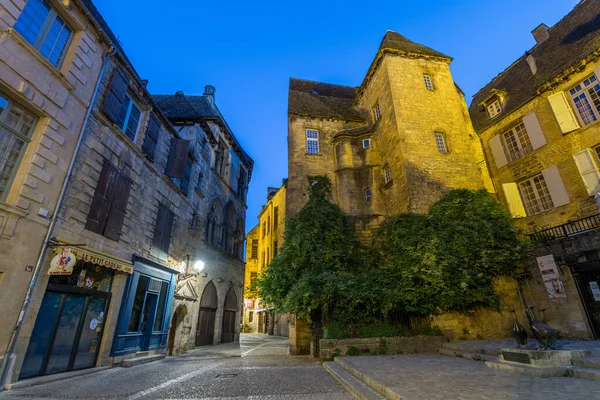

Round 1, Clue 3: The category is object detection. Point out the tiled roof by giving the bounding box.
[469,0,600,133]
[288,78,365,121]
[332,125,374,138]
[379,31,450,59]
[153,93,218,119]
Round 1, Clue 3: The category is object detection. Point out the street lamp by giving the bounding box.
[193,260,205,273]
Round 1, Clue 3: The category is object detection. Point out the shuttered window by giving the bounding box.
[165,138,190,178]
[180,152,194,196]
[251,239,258,259]
[152,203,175,254]
[573,149,600,196]
[548,91,580,133]
[85,159,132,241]
[103,68,130,126]
[142,114,160,160]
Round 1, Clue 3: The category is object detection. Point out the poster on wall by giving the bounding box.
[536,255,567,299]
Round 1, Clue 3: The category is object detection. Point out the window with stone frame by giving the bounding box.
[306,129,319,155]
[373,102,381,121]
[250,272,258,286]
[251,239,258,259]
[518,174,554,215]
[14,0,73,67]
[487,98,502,118]
[249,311,254,322]
[595,144,600,162]
[118,94,142,141]
[434,132,448,154]
[384,165,392,184]
[500,123,533,163]
[365,188,372,202]
[362,139,371,149]
[274,241,278,256]
[569,74,600,126]
[0,92,37,200]
[274,206,279,227]
[424,75,434,90]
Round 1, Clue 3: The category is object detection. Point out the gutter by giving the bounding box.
[0,48,115,391]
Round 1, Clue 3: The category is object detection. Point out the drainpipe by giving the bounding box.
[0,48,115,391]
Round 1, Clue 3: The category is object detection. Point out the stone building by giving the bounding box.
[470,0,600,339]
[0,0,108,383]
[1,0,252,386]
[286,31,493,353]
[243,183,288,336]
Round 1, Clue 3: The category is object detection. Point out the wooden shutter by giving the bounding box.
[165,138,190,178]
[153,204,175,254]
[522,112,546,150]
[85,160,120,234]
[573,149,600,196]
[548,92,580,134]
[502,183,526,218]
[489,135,508,168]
[542,166,570,207]
[103,67,130,124]
[103,174,132,241]
[142,114,161,160]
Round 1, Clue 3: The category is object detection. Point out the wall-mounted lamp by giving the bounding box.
[193,260,205,273]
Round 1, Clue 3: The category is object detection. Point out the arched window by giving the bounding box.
[365,188,372,203]
[205,199,223,247]
[222,202,236,253]
[233,219,245,260]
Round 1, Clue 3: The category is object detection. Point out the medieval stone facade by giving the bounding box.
[470,0,600,339]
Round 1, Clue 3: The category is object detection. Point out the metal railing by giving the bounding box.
[529,213,600,243]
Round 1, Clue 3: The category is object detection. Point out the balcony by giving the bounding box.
[529,213,600,243]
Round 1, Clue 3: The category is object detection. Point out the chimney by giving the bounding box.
[176,90,184,96]
[525,51,537,75]
[532,23,550,45]
[204,85,215,103]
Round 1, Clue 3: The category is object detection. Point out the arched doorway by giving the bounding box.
[196,282,218,346]
[221,287,238,343]
[168,304,187,356]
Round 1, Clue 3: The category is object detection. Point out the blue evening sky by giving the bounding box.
[94,0,578,232]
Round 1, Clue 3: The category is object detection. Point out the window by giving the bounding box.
[179,152,194,196]
[251,239,258,259]
[365,188,372,202]
[306,129,319,155]
[262,222,266,237]
[373,102,381,121]
[487,99,502,118]
[501,123,532,162]
[153,282,169,331]
[595,145,600,161]
[128,275,149,332]
[384,165,392,184]
[250,272,257,286]
[14,0,73,67]
[237,167,247,200]
[152,204,175,254]
[249,311,254,322]
[166,138,190,178]
[362,139,371,148]
[274,206,279,227]
[0,93,37,200]
[142,114,160,160]
[274,241,278,256]
[262,251,265,268]
[424,75,434,90]
[518,174,553,215]
[85,160,132,241]
[196,172,204,191]
[434,132,447,154]
[569,75,600,126]
[267,216,271,233]
[118,94,142,141]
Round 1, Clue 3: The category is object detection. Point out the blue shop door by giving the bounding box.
[139,293,158,350]
[20,292,108,378]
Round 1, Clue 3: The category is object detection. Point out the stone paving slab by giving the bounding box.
[445,339,600,356]
[336,354,600,400]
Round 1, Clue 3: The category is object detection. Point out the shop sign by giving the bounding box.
[54,246,133,274]
[49,248,77,275]
[536,255,566,299]
[245,299,255,309]
[590,281,600,302]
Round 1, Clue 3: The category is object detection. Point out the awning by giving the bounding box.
[53,241,133,274]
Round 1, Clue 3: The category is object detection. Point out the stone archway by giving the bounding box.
[221,287,238,343]
[168,304,188,356]
[196,281,218,346]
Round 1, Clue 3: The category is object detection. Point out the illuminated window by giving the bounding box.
[518,174,553,215]
[501,123,532,162]
[487,99,502,118]
[569,75,600,126]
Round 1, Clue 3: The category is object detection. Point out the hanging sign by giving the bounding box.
[536,255,567,299]
[49,247,77,275]
[53,246,133,274]
[590,281,600,302]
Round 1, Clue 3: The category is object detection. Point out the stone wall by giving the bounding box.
[319,336,446,361]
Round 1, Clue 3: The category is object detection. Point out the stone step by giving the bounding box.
[572,367,600,382]
[441,342,500,356]
[485,361,568,378]
[334,358,400,400]
[323,362,386,400]
[438,348,497,362]
[121,354,165,368]
[572,356,600,369]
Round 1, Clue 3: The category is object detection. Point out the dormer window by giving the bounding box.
[487,99,502,118]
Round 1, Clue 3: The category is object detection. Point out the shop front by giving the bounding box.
[19,245,133,379]
[111,256,177,359]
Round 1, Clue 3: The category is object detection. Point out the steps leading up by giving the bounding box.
[572,366,600,382]
[323,362,386,400]
[485,360,568,378]
[334,358,400,400]
[438,347,497,362]
[121,353,165,368]
[572,356,600,369]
